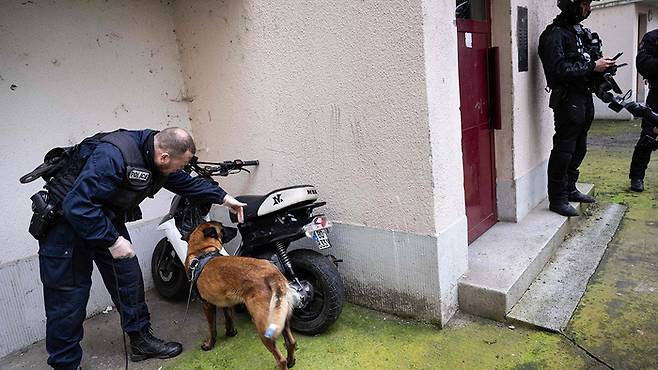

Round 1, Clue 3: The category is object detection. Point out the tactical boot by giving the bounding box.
[129,328,183,362]
[549,202,579,217]
[568,190,596,203]
[630,178,644,192]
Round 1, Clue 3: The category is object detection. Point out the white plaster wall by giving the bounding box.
[172,0,437,236]
[0,0,190,263]
[589,3,639,119]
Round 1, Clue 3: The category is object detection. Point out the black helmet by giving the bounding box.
[557,0,596,23]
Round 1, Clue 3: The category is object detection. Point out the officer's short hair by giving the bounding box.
[156,127,196,156]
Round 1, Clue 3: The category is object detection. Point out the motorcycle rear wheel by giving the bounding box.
[288,249,344,335]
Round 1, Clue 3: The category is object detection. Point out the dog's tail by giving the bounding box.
[263,283,295,339]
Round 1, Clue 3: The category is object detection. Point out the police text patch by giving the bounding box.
[128,168,151,182]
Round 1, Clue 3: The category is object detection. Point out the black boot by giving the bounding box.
[568,190,596,203]
[549,202,580,217]
[630,178,644,192]
[129,328,183,362]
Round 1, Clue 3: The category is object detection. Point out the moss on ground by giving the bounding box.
[566,120,658,370]
[166,305,601,370]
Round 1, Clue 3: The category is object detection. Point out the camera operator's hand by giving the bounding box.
[594,57,616,73]
[222,194,247,223]
[109,236,136,260]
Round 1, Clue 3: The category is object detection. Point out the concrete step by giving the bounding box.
[506,203,626,331]
[457,184,594,321]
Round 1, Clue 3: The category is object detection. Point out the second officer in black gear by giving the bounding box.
[629,29,658,192]
[36,127,247,369]
[538,0,616,216]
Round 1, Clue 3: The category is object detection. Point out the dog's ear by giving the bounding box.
[203,226,220,240]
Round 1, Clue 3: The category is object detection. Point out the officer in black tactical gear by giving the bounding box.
[629,29,658,192]
[538,0,617,216]
[32,127,246,369]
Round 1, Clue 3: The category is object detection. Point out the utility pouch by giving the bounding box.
[28,191,58,240]
[638,132,658,151]
[549,88,567,109]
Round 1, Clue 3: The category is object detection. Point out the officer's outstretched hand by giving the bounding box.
[222,194,247,224]
[109,236,136,260]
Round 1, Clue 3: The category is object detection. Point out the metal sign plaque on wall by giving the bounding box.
[518,6,529,72]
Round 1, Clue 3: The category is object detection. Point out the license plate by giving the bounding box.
[313,229,332,250]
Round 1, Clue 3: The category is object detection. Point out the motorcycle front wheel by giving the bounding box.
[151,238,189,301]
[288,249,345,335]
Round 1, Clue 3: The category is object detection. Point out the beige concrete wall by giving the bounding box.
[172,0,437,235]
[492,0,557,221]
[421,0,469,324]
[173,0,469,324]
[0,0,190,263]
[511,0,556,176]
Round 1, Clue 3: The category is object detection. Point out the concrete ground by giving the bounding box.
[0,119,655,369]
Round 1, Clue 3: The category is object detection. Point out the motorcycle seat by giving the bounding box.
[234,185,319,222]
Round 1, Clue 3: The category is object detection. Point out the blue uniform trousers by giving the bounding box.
[38,220,150,370]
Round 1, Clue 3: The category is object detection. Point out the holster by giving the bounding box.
[28,191,59,240]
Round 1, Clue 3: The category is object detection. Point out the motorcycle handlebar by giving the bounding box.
[185,157,259,177]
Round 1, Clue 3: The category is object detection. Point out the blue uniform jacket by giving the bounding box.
[61,129,227,249]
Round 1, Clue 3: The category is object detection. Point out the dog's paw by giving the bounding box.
[201,341,215,351]
[226,329,238,337]
[287,358,296,368]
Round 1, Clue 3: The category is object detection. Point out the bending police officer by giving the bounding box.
[538,0,616,216]
[36,127,246,369]
[629,29,658,192]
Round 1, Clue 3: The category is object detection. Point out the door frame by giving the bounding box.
[456,0,498,244]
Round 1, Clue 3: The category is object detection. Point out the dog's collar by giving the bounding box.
[187,249,221,284]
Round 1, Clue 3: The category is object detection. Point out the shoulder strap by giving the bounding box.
[100,130,153,186]
[100,130,146,168]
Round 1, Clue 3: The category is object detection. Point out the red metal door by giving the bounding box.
[456,2,497,244]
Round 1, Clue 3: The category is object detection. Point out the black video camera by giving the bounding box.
[585,31,628,97]
[585,31,658,129]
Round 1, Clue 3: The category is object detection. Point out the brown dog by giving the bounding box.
[185,221,298,370]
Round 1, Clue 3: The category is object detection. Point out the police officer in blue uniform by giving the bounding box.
[37,127,246,369]
[538,0,616,216]
[630,29,658,192]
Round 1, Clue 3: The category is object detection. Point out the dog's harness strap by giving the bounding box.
[182,250,222,329]
[187,250,221,286]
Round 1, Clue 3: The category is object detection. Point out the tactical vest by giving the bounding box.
[45,130,162,222]
[541,22,596,94]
